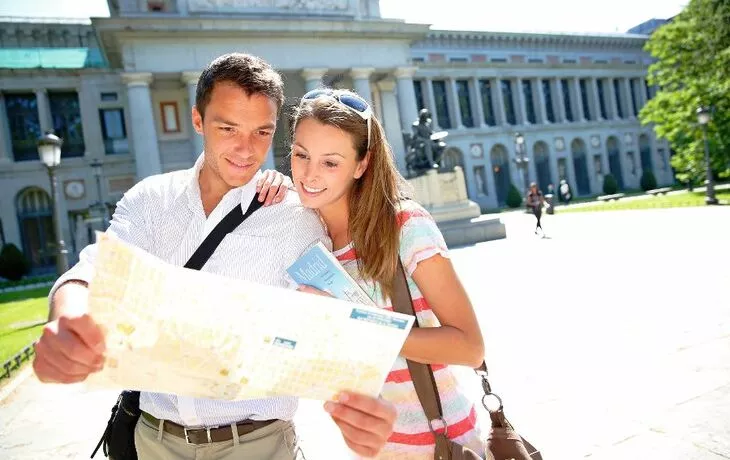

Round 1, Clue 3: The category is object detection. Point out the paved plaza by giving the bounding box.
[1,206,729,459]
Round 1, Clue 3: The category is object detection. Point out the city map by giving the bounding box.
[85,234,414,401]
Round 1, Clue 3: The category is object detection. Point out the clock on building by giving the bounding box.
[624,133,634,146]
[469,143,483,159]
[554,137,565,151]
[64,180,85,200]
[590,135,601,148]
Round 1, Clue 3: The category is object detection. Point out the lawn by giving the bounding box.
[558,190,730,213]
[0,287,50,364]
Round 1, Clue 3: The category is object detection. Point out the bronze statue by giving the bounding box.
[403,109,449,177]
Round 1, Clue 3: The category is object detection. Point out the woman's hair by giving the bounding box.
[291,90,411,300]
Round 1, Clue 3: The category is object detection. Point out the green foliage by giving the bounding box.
[640,171,658,191]
[0,244,30,282]
[506,184,523,208]
[641,0,730,185]
[603,174,619,195]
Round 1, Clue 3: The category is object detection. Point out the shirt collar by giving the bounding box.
[186,153,263,216]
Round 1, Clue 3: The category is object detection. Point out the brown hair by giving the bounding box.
[292,92,410,300]
[196,53,285,118]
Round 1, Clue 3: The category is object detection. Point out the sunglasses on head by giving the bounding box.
[300,88,373,150]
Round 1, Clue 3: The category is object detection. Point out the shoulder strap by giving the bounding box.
[392,260,445,423]
[184,198,264,270]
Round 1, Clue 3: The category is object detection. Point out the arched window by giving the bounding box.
[490,144,511,205]
[571,138,590,195]
[533,141,551,191]
[16,187,55,270]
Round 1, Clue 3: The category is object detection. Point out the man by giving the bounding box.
[32,53,396,459]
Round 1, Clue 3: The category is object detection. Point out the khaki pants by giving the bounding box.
[134,415,301,460]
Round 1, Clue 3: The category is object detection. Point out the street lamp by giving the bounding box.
[513,132,530,193]
[696,106,718,205]
[89,158,109,228]
[37,131,69,274]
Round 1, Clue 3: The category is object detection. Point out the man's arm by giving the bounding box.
[36,181,155,383]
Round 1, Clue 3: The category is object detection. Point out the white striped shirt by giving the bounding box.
[51,154,329,428]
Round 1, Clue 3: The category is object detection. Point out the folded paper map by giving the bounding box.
[86,233,414,401]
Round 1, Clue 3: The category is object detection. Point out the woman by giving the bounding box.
[290,89,487,459]
[526,182,545,235]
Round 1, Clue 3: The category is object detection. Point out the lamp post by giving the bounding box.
[696,106,718,205]
[37,131,69,274]
[89,159,109,228]
[513,132,529,193]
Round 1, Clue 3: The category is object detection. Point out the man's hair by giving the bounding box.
[195,53,285,118]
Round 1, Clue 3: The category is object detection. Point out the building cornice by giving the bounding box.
[422,29,648,50]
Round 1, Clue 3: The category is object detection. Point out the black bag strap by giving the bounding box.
[184,198,264,270]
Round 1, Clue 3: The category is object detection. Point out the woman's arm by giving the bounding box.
[399,255,485,368]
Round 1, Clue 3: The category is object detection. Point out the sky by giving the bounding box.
[0,0,687,34]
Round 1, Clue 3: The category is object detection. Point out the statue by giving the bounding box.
[403,109,449,177]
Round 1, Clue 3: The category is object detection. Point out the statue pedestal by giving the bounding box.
[408,167,506,246]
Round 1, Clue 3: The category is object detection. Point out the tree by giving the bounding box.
[603,174,619,195]
[0,243,30,281]
[505,184,523,208]
[640,171,658,191]
[640,0,730,186]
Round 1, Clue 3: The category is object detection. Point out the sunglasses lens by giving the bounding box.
[338,95,369,113]
[302,89,332,100]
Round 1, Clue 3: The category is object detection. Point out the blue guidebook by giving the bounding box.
[286,242,375,306]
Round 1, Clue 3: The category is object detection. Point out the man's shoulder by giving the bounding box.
[267,194,322,230]
[124,168,193,203]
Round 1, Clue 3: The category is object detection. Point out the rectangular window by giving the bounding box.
[4,93,40,162]
[561,79,573,122]
[160,101,180,133]
[557,158,568,180]
[99,108,129,155]
[528,58,544,63]
[613,79,624,118]
[501,80,516,125]
[479,80,496,126]
[413,80,425,111]
[594,155,603,177]
[580,79,591,121]
[629,79,639,114]
[100,92,118,102]
[522,80,536,124]
[474,166,488,195]
[431,81,451,129]
[450,57,468,63]
[490,58,508,63]
[597,80,608,119]
[49,91,85,158]
[412,57,425,63]
[542,80,555,123]
[456,80,474,128]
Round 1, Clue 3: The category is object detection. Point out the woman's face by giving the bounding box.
[290,118,369,211]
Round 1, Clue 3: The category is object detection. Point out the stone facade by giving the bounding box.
[0,1,672,271]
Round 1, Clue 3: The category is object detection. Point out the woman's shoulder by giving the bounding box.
[396,199,434,227]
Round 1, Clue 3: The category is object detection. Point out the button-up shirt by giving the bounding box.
[51,154,329,427]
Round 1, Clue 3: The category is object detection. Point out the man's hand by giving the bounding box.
[325,392,397,458]
[33,313,106,384]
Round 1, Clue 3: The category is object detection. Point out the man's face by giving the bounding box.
[192,81,278,190]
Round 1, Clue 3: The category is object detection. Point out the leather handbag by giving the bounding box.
[392,259,542,460]
[91,198,264,459]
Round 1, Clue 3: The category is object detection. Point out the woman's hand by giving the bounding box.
[256,170,292,206]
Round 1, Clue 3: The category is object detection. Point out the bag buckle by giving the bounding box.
[427,417,448,437]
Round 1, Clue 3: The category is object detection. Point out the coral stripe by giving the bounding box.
[385,364,447,383]
[388,407,478,445]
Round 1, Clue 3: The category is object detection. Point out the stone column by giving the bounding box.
[350,67,375,102]
[491,78,507,126]
[572,77,585,122]
[376,79,407,172]
[447,78,464,129]
[549,150,560,190]
[621,78,636,119]
[182,71,204,160]
[0,92,12,162]
[122,72,162,179]
[515,78,529,125]
[469,77,486,127]
[395,67,420,133]
[534,78,548,124]
[638,77,648,110]
[35,89,53,134]
[423,78,440,130]
[606,78,620,120]
[589,78,603,121]
[302,68,328,92]
[551,78,566,123]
